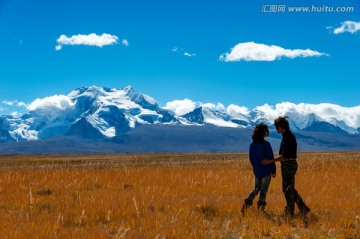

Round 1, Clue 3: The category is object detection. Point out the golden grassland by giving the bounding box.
[0,152,360,238]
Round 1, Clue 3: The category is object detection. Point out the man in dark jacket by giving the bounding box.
[263,116,310,218]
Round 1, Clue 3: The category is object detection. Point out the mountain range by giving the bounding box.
[1,86,359,154]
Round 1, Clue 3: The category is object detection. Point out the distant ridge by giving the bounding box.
[1,86,360,153]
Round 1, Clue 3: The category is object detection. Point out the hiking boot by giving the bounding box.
[241,199,252,216]
[299,205,311,218]
[257,201,266,212]
[258,205,265,212]
[283,206,294,218]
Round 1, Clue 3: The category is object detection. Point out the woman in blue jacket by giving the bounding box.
[241,123,276,215]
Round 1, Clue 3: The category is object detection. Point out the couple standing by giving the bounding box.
[241,116,310,218]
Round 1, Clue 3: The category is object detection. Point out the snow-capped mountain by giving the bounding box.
[1,86,359,144]
[1,86,177,142]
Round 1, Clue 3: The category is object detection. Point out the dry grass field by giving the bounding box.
[0,152,360,238]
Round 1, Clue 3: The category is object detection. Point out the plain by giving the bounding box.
[0,152,359,238]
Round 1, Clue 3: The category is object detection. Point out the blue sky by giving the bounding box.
[1,0,359,116]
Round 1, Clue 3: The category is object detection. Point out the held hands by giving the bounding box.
[261,156,285,165]
[261,159,274,165]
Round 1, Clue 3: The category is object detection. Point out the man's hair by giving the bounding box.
[252,123,269,142]
[274,116,290,131]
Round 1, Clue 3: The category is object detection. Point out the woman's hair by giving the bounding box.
[252,123,269,142]
[274,116,290,131]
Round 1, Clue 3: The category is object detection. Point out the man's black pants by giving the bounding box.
[281,161,307,214]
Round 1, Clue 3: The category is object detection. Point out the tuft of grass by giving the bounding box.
[123,183,134,190]
[35,202,52,213]
[36,188,53,196]
[195,203,218,220]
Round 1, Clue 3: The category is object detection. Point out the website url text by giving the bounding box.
[261,5,355,13]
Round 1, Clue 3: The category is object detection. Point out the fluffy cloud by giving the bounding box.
[27,95,75,111]
[2,100,16,106]
[10,111,22,117]
[165,100,240,116]
[17,102,27,107]
[122,39,129,46]
[227,104,250,116]
[184,52,196,57]
[171,47,197,57]
[2,100,27,107]
[55,33,120,50]
[331,21,360,34]
[202,103,227,112]
[164,99,197,115]
[219,42,328,62]
[254,102,360,129]
[1,100,16,106]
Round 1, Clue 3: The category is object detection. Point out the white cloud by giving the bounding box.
[17,102,27,107]
[122,39,129,46]
[172,47,196,57]
[164,100,360,130]
[27,95,75,111]
[227,104,250,116]
[331,21,360,34]
[164,100,250,119]
[201,103,215,109]
[202,103,227,112]
[184,52,196,57]
[10,111,22,117]
[215,103,226,112]
[1,100,27,108]
[55,33,119,50]
[219,42,328,62]
[2,100,16,106]
[253,102,360,129]
[164,99,197,115]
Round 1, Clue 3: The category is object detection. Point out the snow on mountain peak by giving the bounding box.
[96,88,139,109]
[1,86,360,144]
[227,104,249,115]
[201,106,239,128]
[202,103,226,112]
[123,85,134,93]
[142,94,156,105]
[68,86,101,99]
[226,104,250,122]
[252,102,360,132]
